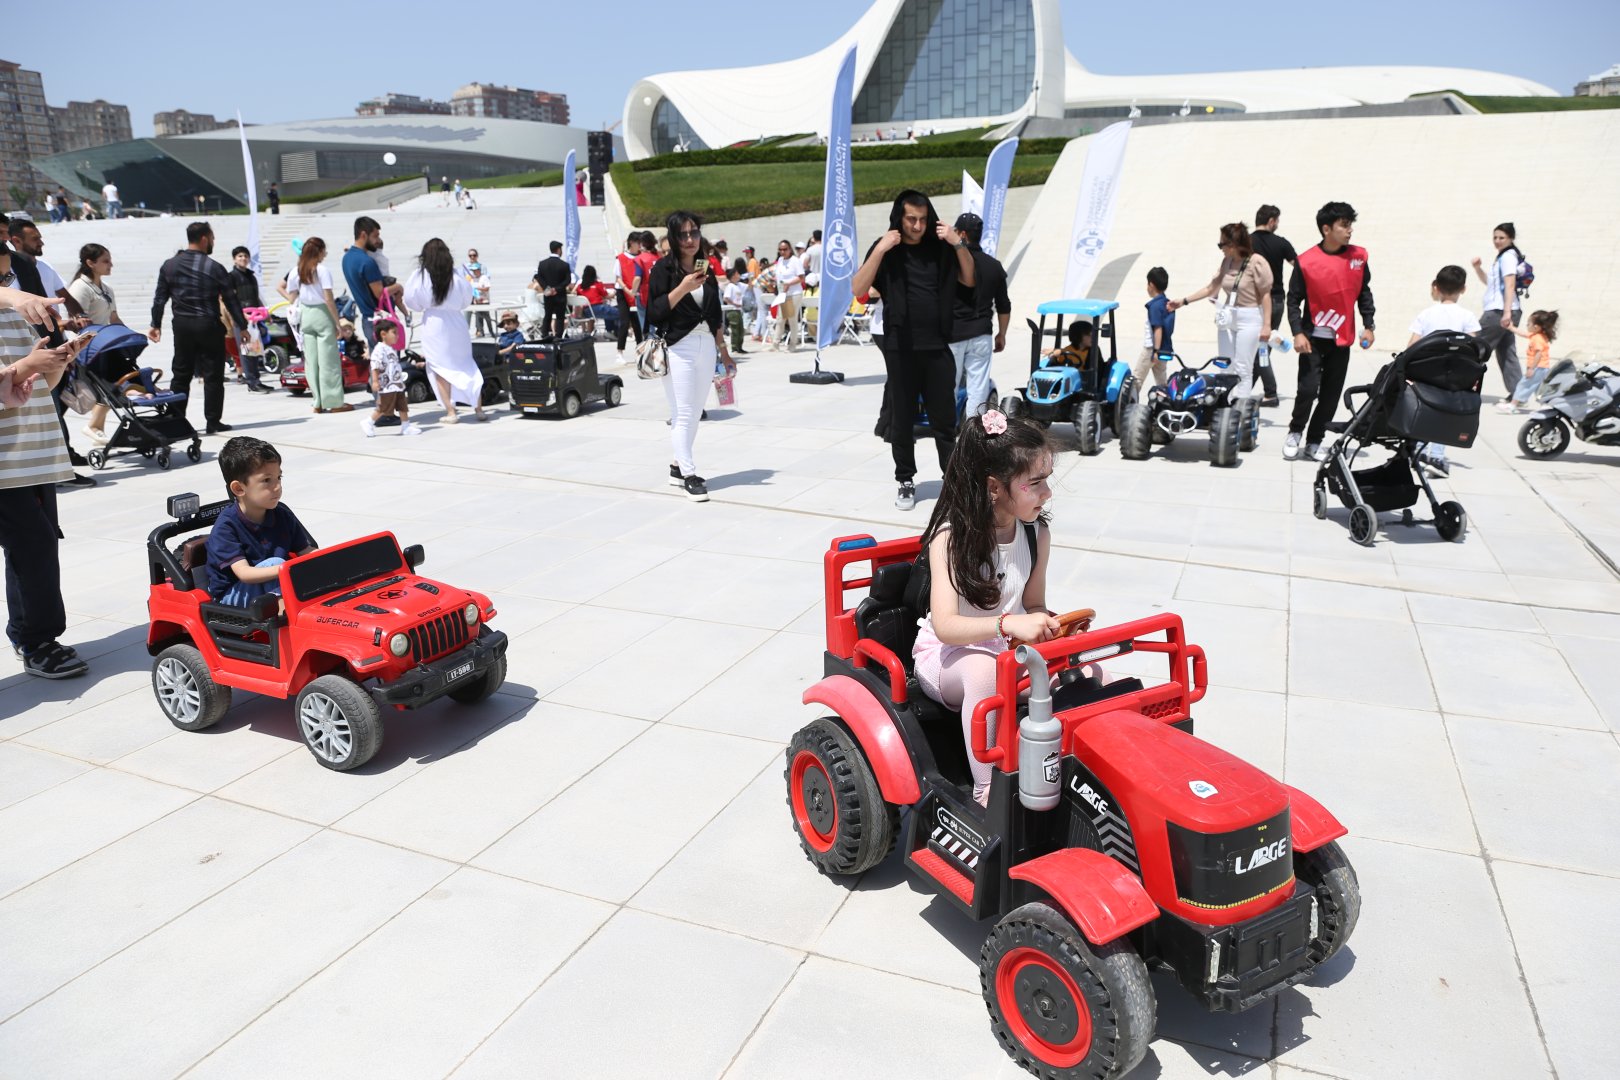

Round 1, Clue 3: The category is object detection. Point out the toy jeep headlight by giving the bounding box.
[388,632,410,657]
[463,603,479,625]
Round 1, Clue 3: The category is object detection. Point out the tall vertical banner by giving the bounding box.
[1062,121,1132,299]
[562,149,580,273]
[236,110,260,280]
[978,136,1018,257]
[961,171,983,217]
[815,45,858,353]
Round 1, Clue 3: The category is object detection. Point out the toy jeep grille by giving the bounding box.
[409,612,469,663]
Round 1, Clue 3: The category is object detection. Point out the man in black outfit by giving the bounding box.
[227,246,270,392]
[149,222,250,434]
[533,240,572,340]
[852,190,976,511]
[1249,204,1297,407]
[267,182,280,215]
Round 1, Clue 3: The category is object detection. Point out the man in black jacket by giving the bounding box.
[852,191,975,510]
[533,241,572,340]
[948,212,1011,421]
[1250,205,1297,407]
[149,222,250,433]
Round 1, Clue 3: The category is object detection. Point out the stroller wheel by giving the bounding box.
[186,441,202,464]
[1312,485,1328,520]
[140,446,155,458]
[1436,501,1467,543]
[1348,504,1377,546]
[87,448,107,471]
[156,446,172,470]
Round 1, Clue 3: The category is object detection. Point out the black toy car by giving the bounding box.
[508,338,623,418]
[403,342,511,408]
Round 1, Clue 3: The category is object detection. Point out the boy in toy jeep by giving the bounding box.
[1043,319,1093,370]
[914,409,1061,805]
[205,437,317,605]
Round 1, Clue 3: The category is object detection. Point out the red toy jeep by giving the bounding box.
[788,534,1359,1080]
[146,493,508,770]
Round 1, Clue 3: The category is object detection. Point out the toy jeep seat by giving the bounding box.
[178,536,210,591]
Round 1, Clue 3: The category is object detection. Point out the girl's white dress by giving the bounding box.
[403,269,481,407]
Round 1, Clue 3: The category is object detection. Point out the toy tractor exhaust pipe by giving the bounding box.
[1014,644,1062,811]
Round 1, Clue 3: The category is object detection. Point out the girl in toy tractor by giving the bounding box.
[914,409,1064,805]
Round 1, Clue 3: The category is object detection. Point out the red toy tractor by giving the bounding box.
[786,534,1359,1079]
[146,493,508,770]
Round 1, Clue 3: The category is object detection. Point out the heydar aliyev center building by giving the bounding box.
[622,0,1555,158]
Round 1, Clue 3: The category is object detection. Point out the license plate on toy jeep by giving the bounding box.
[447,661,474,682]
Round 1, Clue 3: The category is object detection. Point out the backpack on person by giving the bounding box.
[1504,246,1534,299]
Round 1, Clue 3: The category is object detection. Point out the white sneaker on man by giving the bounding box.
[1282,432,1302,461]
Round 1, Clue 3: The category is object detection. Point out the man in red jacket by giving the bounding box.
[1283,201,1376,462]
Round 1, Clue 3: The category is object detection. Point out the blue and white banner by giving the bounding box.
[979,136,1018,258]
[562,149,580,273]
[236,110,260,280]
[1063,121,1132,299]
[816,45,858,353]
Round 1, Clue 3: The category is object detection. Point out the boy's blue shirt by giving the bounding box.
[497,329,525,350]
[1147,294,1175,354]
[205,502,316,600]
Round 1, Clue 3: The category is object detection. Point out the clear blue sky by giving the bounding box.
[19,0,1616,137]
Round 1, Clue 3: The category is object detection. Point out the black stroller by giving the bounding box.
[1313,330,1488,546]
[70,324,202,471]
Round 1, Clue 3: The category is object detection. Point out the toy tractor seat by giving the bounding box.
[852,560,959,730]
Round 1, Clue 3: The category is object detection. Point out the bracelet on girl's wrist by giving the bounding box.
[996,614,1006,638]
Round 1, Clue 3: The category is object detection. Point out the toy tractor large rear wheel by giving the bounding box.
[295,674,383,771]
[1208,407,1241,467]
[784,718,897,876]
[1001,395,1025,420]
[1074,401,1102,456]
[152,643,232,731]
[1119,403,1153,461]
[982,902,1154,1080]
[1111,374,1138,433]
[1295,840,1361,970]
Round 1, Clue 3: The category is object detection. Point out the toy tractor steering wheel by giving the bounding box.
[1009,607,1095,649]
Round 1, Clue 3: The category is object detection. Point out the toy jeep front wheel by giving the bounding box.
[982,903,1154,1080]
[1295,840,1361,969]
[448,651,507,705]
[784,718,897,876]
[152,643,232,731]
[295,674,383,771]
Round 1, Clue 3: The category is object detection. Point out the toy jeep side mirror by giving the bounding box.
[248,593,280,621]
[403,544,425,570]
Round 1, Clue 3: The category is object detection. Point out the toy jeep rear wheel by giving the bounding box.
[784,718,897,876]
[152,643,232,731]
[561,390,582,418]
[448,651,506,705]
[1295,840,1361,970]
[406,379,432,404]
[1074,401,1102,456]
[1119,403,1153,461]
[295,674,383,771]
[982,902,1154,1080]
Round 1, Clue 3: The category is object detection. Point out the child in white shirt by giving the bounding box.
[1407,265,1481,477]
[362,319,419,436]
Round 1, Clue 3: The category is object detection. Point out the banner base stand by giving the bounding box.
[790,368,844,385]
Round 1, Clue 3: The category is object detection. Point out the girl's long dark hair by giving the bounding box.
[580,265,599,288]
[419,238,454,305]
[297,237,325,285]
[664,210,710,270]
[1529,309,1559,342]
[75,243,108,281]
[921,413,1053,611]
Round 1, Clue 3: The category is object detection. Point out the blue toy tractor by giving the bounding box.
[1119,353,1259,467]
[1002,299,1137,456]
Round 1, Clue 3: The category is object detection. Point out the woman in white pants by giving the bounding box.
[647,210,733,503]
[1168,222,1273,399]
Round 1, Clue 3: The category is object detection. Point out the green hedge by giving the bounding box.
[1452,92,1620,113]
[613,159,1055,226]
[466,168,564,189]
[631,136,1074,173]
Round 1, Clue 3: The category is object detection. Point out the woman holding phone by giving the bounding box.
[647,210,732,503]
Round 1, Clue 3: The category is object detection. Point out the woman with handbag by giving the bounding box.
[1168,222,1273,400]
[646,209,733,503]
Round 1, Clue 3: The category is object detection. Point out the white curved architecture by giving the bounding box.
[623,0,1557,159]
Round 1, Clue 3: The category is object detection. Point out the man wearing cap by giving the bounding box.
[947,212,1010,420]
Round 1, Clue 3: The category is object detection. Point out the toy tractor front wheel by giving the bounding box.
[982,902,1154,1080]
[1119,403,1153,461]
[1295,840,1361,970]
[1074,401,1102,456]
[295,674,383,771]
[152,643,232,731]
[784,718,897,876]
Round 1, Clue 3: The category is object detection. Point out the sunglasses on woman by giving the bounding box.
[676,229,701,241]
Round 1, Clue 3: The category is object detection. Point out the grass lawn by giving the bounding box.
[1449,93,1620,113]
[623,154,1058,223]
[466,169,563,189]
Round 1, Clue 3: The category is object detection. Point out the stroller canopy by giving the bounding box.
[78,323,151,368]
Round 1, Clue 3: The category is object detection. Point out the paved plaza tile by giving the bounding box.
[1,338,1614,1078]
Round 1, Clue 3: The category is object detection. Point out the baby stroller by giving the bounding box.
[1313,330,1488,546]
[71,324,202,472]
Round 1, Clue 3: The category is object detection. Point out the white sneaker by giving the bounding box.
[1306,443,1329,462]
[443,412,459,425]
[1282,432,1302,461]
[1494,401,1518,414]
[361,417,375,437]
[400,421,424,436]
[81,425,109,445]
